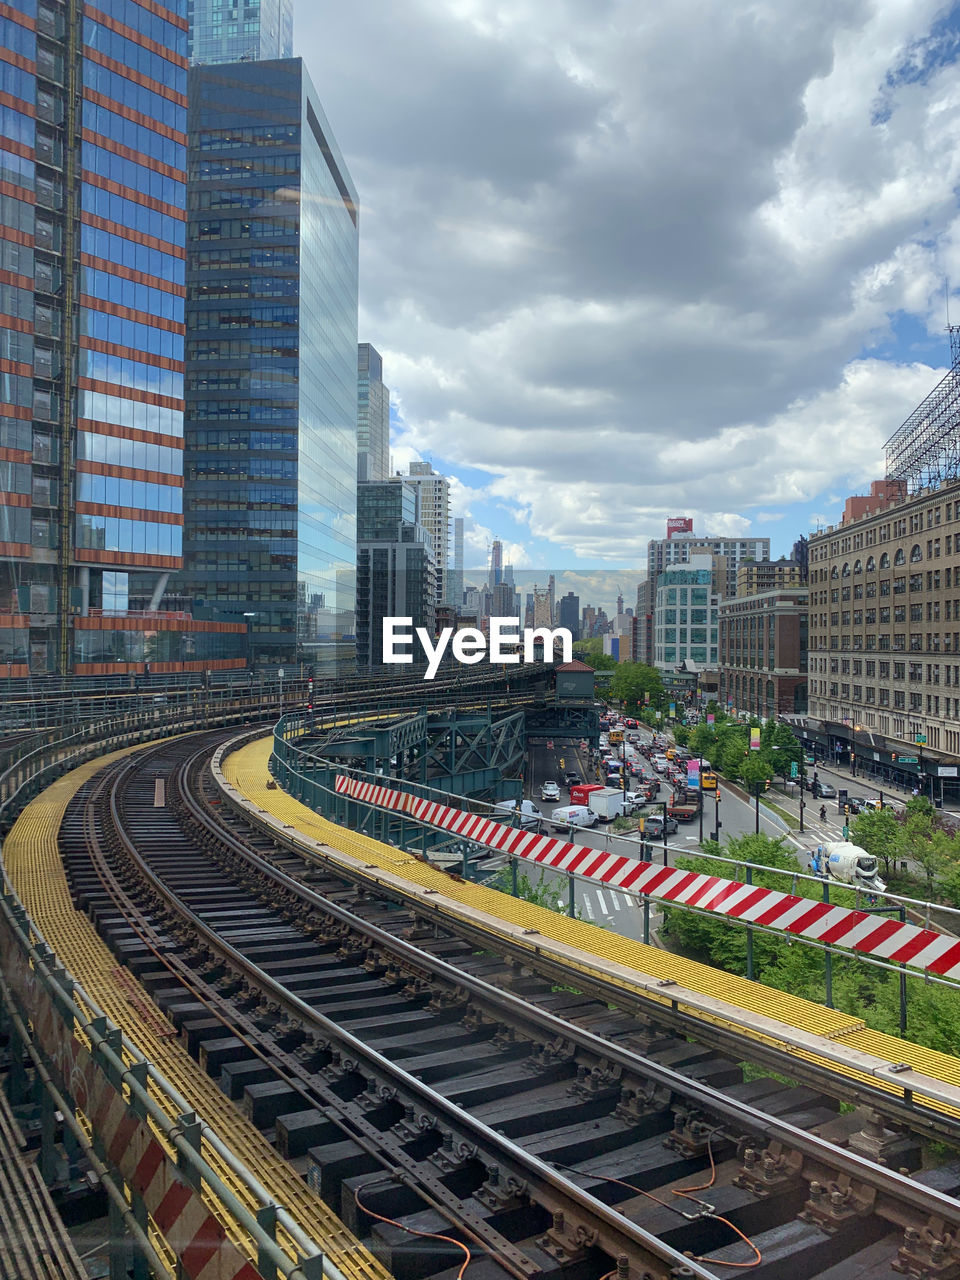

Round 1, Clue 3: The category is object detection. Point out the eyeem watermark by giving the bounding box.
[383,617,573,680]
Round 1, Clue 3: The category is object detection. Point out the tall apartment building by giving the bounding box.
[718,587,808,718]
[634,577,655,665]
[188,0,292,65]
[0,0,245,675]
[647,533,770,599]
[391,462,450,605]
[654,556,720,671]
[806,477,960,778]
[179,58,359,670]
[357,341,389,482]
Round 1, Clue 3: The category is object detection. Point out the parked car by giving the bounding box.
[549,804,599,831]
[540,780,561,801]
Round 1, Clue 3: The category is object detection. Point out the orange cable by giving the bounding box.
[353,1183,471,1280]
[554,1135,763,1271]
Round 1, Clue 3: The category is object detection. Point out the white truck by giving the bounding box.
[587,786,641,823]
[809,841,886,892]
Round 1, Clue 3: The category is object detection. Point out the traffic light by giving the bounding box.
[891,753,898,762]
[844,804,850,816]
[307,677,314,711]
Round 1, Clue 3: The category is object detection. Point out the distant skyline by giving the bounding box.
[295,0,960,568]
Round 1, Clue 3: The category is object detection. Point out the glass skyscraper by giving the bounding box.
[0,0,244,675]
[182,59,358,670]
[188,0,292,65]
[357,342,389,482]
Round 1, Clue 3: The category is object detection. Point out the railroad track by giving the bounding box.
[59,731,960,1280]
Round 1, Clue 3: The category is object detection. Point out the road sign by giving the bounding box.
[789,760,798,779]
[899,755,918,764]
[915,734,927,745]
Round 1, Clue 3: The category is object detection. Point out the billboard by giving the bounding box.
[666,516,694,538]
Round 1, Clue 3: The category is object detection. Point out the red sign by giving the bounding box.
[667,517,693,537]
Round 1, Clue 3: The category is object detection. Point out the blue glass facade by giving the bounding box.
[188,0,292,66]
[181,59,358,669]
[357,342,389,482]
[0,0,195,672]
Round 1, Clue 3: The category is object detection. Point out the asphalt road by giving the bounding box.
[516,724,852,940]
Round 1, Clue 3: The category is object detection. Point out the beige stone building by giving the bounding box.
[806,477,960,789]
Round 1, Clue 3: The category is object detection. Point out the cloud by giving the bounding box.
[298,0,960,559]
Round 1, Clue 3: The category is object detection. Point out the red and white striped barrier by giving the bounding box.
[0,922,261,1280]
[335,774,960,982]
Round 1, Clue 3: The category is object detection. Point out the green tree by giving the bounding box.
[572,638,617,670]
[607,662,664,710]
[849,807,903,878]
[900,803,941,891]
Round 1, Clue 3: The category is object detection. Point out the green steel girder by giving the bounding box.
[422,710,526,784]
[524,705,601,744]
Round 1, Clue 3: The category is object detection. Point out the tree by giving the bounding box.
[572,638,617,670]
[607,662,664,710]
[900,803,941,891]
[850,807,903,878]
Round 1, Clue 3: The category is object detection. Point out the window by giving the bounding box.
[880,553,890,568]
[854,559,862,573]
[866,556,876,571]
[894,548,906,565]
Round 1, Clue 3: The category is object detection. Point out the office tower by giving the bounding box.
[558,592,580,640]
[490,538,502,585]
[0,0,246,675]
[180,59,359,670]
[357,342,389,482]
[547,574,556,625]
[188,0,293,65]
[356,481,435,668]
[392,462,450,605]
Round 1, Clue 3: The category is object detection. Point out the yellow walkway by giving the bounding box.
[224,736,960,1116]
[3,744,392,1280]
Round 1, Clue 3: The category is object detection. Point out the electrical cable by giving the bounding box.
[553,1131,763,1271]
[353,1182,471,1280]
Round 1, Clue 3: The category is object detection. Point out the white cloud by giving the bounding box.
[298,0,960,557]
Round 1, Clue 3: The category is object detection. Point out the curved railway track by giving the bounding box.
[58,730,960,1280]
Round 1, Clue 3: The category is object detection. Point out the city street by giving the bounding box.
[514,721,861,938]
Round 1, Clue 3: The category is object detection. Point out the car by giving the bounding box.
[564,770,582,786]
[622,790,648,808]
[549,804,599,831]
[494,799,544,831]
[641,814,678,838]
[814,781,836,799]
[540,780,561,801]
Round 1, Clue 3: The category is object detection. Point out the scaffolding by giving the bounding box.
[885,329,960,492]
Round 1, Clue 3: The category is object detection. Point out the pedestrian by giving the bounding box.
[911,786,919,798]
[819,804,827,822]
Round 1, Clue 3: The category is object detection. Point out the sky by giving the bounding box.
[296,0,960,586]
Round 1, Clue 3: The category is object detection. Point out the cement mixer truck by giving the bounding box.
[809,841,886,893]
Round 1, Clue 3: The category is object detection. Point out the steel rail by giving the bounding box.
[102,737,719,1280]
[214,734,960,1143]
[191,740,960,1229]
